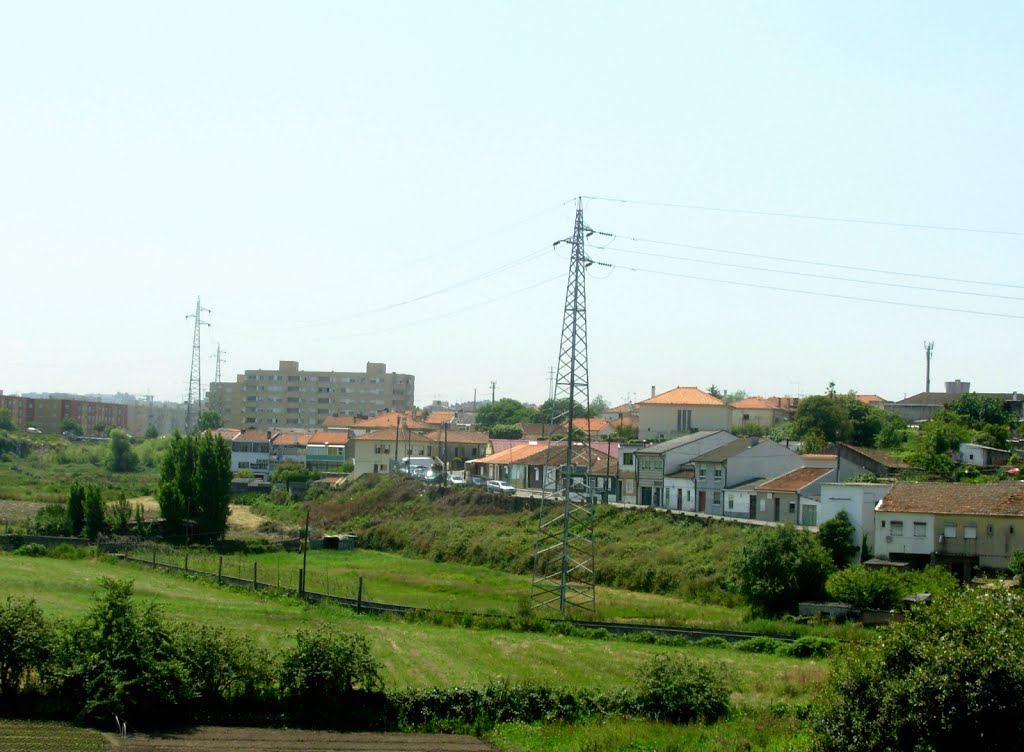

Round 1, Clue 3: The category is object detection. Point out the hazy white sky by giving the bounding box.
[3,2,1022,407]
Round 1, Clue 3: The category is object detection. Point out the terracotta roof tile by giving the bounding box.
[233,429,277,442]
[322,415,362,429]
[730,397,783,410]
[425,410,456,425]
[354,413,434,431]
[838,443,913,470]
[307,431,349,445]
[855,394,888,404]
[757,467,834,493]
[639,387,725,407]
[421,429,489,444]
[272,432,312,446]
[352,428,428,442]
[879,482,1024,517]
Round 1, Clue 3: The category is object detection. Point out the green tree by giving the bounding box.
[824,566,903,609]
[0,596,52,698]
[818,510,859,567]
[813,588,1024,751]
[489,423,524,439]
[158,432,232,539]
[83,484,106,539]
[106,428,139,472]
[197,410,224,431]
[60,417,83,435]
[144,424,159,440]
[66,481,86,537]
[732,525,834,615]
[92,423,108,437]
[948,392,1012,428]
[475,398,536,430]
[0,407,14,431]
[610,422,639,441]
[532,397,588,423]
[589,394,610,416]
[109,493,132,535]
[271,461,316,484]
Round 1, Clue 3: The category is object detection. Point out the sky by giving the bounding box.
[3,2,1023,408]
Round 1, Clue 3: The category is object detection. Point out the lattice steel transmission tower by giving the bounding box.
[531,197,605,614]
[209,343,228,416]
[185,296,211,432]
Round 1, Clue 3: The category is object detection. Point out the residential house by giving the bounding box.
[632,430,737,507]
[230,430,276,479]
[818,482,893,563]
[422,429,489,466]
[617,443,646,503]
[754,467,835,525]
[874,482,1024,574]
[729,397,792,429]
[269,432,312,474]
[691,438,803,517]
[565,417,615,439]
[637,386,731,440]
[518,423,561,440]
[350,412,434,436]
[664,469,697,512]
[305,431,350,474]
[349,427,436,478]
[467,442,618,499]
[954,442,1012,468]
[883,380,1023,424]
[723,479,764,520]
[835,443,914,481]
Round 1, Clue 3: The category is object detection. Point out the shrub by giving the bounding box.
[47,543,89,560]
[779,636,837,658]
[813,588,1024,751]
[14,543,47,557]
[818,510,859,567]
[732,524,834,616]
[34,504,68,536]
[735,636,785,654]
[693,636,730,649]
[0,596,52,698]
[279,628,383,726]
[825,566,903,610]
[634,653,731,723]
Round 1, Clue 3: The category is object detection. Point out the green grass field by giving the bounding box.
[0,720,108,752]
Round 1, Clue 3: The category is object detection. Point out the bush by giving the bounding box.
[279,627,383,726]
[779,636,837,658]
[735,636,785,654]
[34,504,68,536]
[0,596,52,698]
[732,524,834,616]
[634,653,731,723]
[813,588,1024,751]
[47,543,89,560]
[693,636,730,649]
[818,510,859,567]
[825,566,904,610]
[14,543,47,557]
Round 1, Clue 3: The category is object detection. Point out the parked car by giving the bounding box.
[468,475,487,487]
[486,480,516,496]
[448,473,467,486]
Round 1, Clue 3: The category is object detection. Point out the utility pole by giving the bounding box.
[924,341,935,392]
[490,381,497,404]
[210,343,227,415]
[185,296,211,433]
[531,197,609,615]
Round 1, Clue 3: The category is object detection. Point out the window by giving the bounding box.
[712,491,722,505]
[913,522,927,538]
[676,409,692,432]
[727,496,734,510]
[625,480,634,494]
[964,524,977,540]
[788,501,796,514]
[698,468,706,481]
[713,469,723,482]
[891,521,904,537]
[622,453,634,466]
[943,522,957,539]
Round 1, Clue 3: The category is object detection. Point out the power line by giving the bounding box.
[600,234,1024,291]
[583,195,1024,237]
[598,243,1024,302]
[606,262,1024,321]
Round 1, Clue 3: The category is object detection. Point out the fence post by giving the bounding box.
[152,548,156,568]
[218,556,223,585]
[184,554,188,575]
[253,561,258,590]
[357,576,363,614]
[298,569,304,598]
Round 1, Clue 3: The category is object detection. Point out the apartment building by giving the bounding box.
[210,361,415,431]
[0,392,128,435]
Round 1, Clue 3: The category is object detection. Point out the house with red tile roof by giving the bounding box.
[874,481,1024,573]
[729,397,793,429]
[637,386,731,440]
[754,467,836,526]
[270,432,313,472]
[349,427,440,478]
[306,431,350,473]
[467,441,618,498]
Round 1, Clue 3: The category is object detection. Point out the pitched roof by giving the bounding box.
[518,422,561,438]
[322,415,361,429]
[353,413,434,431]
[470,443,550,465]
[207,427,241,441]
[425,410,456,425]
[855,394,888,405]
[566,417,612,432]
[730,397,783,411]
[307,431,349,445]
[757,467,834,493]
[421,429,489,444]
[233,429,277,443]
[639,386,725,407]
[272,432,312,447]
[490,438,537,453]
[878,482,1024,517]
[837,443,913,471]
[637,430,730,455]
[606,402,636,415]
[352,428,431,442]
[691,437,758,463]
[470,442,617,474]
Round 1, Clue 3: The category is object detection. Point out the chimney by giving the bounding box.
[651,386,656,398]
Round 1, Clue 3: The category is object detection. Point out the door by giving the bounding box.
[698,491,706,513]
[773,497,780,522]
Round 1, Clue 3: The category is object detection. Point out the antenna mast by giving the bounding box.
[531,197,607,614]
[924,341,934,392]
[185,296,211,432]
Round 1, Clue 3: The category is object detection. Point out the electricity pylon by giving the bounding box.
[185,296,211,432]
[530,197,607,614]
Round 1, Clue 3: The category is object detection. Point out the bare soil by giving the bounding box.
[127,497,280,539]
[0,499,47,526]
[107,727,497,751]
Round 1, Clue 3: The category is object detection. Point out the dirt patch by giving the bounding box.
[108,727,497,751]
[0,499,47,526]
[126,498,284,539]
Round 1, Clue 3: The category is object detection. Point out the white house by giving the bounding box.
[637,386,732,440]
[818,482,893,562]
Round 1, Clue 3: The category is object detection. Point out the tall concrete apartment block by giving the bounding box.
[211,361,415,431]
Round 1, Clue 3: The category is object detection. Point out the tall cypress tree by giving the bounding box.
[66,481,86,537]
